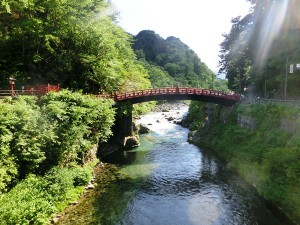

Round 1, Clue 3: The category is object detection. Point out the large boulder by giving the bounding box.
[167,116,175,121]
[123,135,140,148]
[139,123,151,134]
[188,130,202,144]
[180,116,193,128]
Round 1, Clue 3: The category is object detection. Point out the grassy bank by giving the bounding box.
[188,102,300,224]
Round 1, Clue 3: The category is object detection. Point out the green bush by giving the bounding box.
[72,166,93,186]
[0,96,50,191]
[0,164,94,225]
[0,174,55,225]
[0,90,115,194]
[39,90,115,166]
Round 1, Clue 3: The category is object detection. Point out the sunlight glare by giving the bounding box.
[255,0,289,68]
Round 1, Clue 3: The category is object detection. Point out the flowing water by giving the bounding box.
[58,107,293,225]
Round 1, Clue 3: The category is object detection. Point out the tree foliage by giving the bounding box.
[0,91,115,194]
[39,90,115,166]
[0,0,150,93]
[0,96,49,189]
[219,0,300,97]
[133,30,214,88]
[0,164,94,225]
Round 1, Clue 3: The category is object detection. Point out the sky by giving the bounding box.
[110,0,251,75]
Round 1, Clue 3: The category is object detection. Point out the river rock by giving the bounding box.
[174,120,182,125]
[123,135,140,148]
[87,182,94,189]
[167,117,175,121]
[51,217,60,224]
[188,130,202,144]
[98,141,123,157]
[180,116,193,128]
[139,123,151,134]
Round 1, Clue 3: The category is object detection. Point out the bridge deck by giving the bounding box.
[112,87,240,105]
[1,86,240,106]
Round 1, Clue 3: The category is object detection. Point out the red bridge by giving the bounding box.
[112,87,240,106]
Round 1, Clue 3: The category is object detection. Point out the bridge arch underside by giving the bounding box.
[117,94,237,106]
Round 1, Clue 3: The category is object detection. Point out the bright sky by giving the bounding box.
[110,0,251,75]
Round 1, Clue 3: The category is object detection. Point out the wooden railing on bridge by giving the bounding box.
[111,87,240,102]
[0,84,60,98]
[1,86,240,103]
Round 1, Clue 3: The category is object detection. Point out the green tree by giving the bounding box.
[133,30,214,88]
[219,0,300,97]
[0,0,150,93]
[219,16,252,93]
[0,96,51,190]
[138,59,174,88]
[39,90,115,166]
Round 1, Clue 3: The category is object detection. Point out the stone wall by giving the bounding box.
[237,114,257,130]
[238,114,299,133]
[280,117,298,133]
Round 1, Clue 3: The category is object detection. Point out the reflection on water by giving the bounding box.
[104,108,291,225]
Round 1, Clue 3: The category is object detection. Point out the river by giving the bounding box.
[57,107,293,225]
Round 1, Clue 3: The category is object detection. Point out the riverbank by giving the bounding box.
[52,163,127,225]
[187,102,300,224]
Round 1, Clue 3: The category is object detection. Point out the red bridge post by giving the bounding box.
[176,83,179,93]
[114,91,118,101]
[8,77,16,97]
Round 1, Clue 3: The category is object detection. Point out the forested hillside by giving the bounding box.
[132,30,228,91]
[133,30,212,88]
[220,0,300,98]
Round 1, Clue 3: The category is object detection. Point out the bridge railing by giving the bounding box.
[113,87,240,102]
[0,84,60,98]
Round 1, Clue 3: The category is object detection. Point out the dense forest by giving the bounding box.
[132,30,229,91]
[133,30,212,88]
[220,0,300,98]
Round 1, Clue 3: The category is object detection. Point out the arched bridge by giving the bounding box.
[108,87,240,145]
[112,87,240,106]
